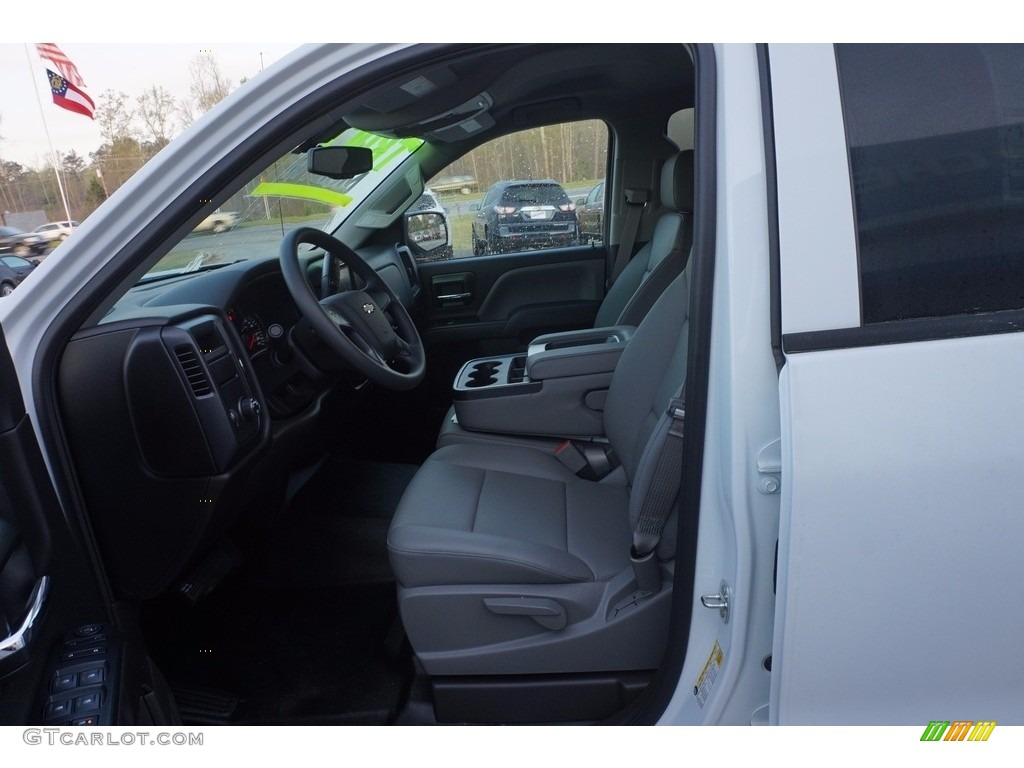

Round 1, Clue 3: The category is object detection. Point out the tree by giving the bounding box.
[61,150,86,178]
[90,136,146,195]
[95,90,136,144]
[188,54,232,115]
[86,175,107,207]
[137,86,177,151]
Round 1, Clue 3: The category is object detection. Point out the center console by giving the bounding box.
[449,325,635,439]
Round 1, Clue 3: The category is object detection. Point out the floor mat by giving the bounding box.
[143,459,420,724]
[146,580,408,724]
[272,459,420,586]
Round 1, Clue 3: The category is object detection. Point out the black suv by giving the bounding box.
[471,179,579,255]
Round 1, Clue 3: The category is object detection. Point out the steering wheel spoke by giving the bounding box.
[319,300,353,330]
[281,227,425,391]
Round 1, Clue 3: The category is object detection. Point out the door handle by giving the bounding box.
[0,575,50,668]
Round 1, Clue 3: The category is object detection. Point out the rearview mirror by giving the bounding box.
[306,146,374,180]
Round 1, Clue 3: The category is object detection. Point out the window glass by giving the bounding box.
[836,44,1024,323]
[144,128,421,278]
[425,120,608,260]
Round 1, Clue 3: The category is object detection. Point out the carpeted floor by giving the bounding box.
[142,459,420,724]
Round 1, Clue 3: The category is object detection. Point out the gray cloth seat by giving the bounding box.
[388,442,632,587]
[594,149,693,328]
[388,267,690,676]
[435,150,693,452]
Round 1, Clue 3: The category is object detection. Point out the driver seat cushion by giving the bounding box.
[388,442,631,588]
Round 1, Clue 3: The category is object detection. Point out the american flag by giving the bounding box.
[36,43,87,89]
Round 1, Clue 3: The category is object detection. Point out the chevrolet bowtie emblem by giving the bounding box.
[362,303,375,314]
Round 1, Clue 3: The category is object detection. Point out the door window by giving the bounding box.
[836,44,1024,323]
[424,120,608,261]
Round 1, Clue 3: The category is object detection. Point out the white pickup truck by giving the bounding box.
[0,43,1020,732]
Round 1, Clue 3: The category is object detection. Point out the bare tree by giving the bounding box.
[137,86,177,150]
[176,54,233,130]
[176,97,196,131]
[189,54,232,115]
[95,90,136,144]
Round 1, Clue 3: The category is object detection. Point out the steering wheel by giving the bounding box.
[279,227,425,391]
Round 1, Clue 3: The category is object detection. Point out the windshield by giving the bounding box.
[145,128,422,277]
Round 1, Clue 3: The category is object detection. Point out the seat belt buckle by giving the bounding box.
[555,440,617,480]
[667,397,686,438]
[554,440,589,475]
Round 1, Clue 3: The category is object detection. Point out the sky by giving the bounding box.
[0,1,1009,170]
[0,43,300,167]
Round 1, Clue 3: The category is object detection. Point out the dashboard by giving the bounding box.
[56,242,421,600]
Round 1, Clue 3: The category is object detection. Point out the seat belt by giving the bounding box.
[629,382,685,594]
[608,188,649,288]
[554,439,618,480]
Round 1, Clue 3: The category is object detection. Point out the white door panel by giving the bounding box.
[772,333,1024,723]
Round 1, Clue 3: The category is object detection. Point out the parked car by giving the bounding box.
[193,210,241,233]
[32,220,80,246]
[471,179,579,254]
[0,225,48,258]
[576,180,605,243]
[1,43,1024,735]
[0,254,37,296]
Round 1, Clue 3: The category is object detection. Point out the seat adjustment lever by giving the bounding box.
[483,597,567,631]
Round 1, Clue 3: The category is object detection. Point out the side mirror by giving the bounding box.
[469,202,481,212]
[405,211,452,260]
[306,146,373,180]
[575,197,586,206]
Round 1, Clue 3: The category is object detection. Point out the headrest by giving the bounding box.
[660,149,694,213]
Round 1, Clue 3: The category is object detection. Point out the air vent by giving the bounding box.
[174,345,213,397]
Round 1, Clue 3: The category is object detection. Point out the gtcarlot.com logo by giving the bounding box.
[23,729,203,747]
[920,721,996,742]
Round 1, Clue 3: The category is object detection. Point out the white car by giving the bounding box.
[31,220,80,246]
[193,210,240,234]
[0,44,1021,734]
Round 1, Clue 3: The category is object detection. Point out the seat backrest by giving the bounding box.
[603,266,689,489]
[593,150,693,328]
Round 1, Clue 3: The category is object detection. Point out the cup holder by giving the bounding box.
[464,360,502,387]
[458,357,529,390]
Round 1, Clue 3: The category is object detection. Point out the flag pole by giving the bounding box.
[24,44,74,226]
